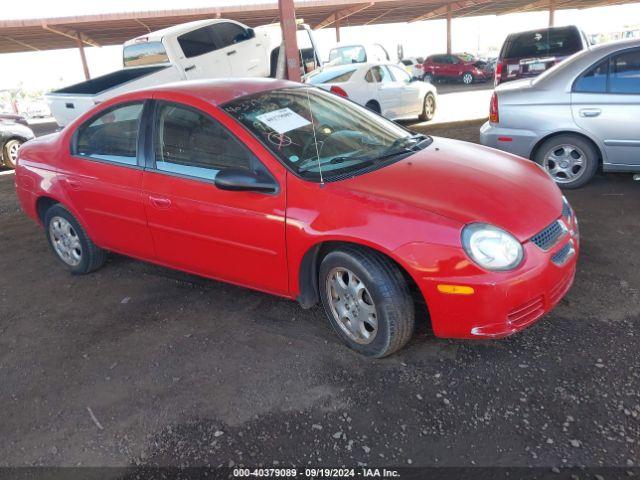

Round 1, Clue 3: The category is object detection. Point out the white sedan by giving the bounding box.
[306,62,437,122]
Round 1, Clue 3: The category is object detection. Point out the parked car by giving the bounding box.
[1,119,34,169]
[422,54,492,84]
[399,56,424,79]
[15,79,578,357]
[46,19,320,126]
[0,113,29,126]
[327,43,390,66]
[480,38,640,189]
[306,62,437,122]
[26,101,51,119]
[495,25,589,86]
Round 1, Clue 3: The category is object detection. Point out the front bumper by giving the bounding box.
[479,121,540,159]
[409,214,579,339]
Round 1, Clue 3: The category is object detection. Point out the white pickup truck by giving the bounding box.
[47,19,320,126]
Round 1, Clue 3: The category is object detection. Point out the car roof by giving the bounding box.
[142,78,300,105]
[124,19,231,45]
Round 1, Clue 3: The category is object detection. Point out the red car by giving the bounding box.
[422,54,492,84]
[15,79,579,357]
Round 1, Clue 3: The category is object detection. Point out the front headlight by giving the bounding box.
[461,223,524,271]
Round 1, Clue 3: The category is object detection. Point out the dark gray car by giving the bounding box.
[481,38,640,188]
[0,118,35,169]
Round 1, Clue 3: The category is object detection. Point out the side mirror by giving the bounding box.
[246,28,255,39]
[214,168,277,194]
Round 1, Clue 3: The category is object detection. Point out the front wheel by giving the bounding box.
[44,204,107,274]
[319,247,415,358]
[3,139,23,169]
[533,135,598,189]
[419,92,436,122]
[461,72,474,85]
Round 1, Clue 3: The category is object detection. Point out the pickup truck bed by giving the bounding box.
[46,65,182,126]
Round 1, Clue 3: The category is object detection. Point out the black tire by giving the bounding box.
[533,134,598,189]
[461,72,474,85]
[419,92,436,122]
[44,204,107,274]
[3,138,23,169]
[365,100,381,114]
[318,246,415,358]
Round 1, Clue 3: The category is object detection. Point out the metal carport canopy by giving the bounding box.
[0,0,633,54]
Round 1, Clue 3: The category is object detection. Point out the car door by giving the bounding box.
[63,101,155,258]
[210,21,265,77]
[572,48,640,167]
[387,64,421,116]
[369,65,404,118]
[176,25,232,79]
[141,99,288,295]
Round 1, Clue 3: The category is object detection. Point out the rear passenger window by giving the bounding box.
[609,50,640,94]
[178,26,218,58]
[154,103,255,181]
[574,59,608,93]
[75,103,143,165]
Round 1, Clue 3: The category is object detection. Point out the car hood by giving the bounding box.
[337,137,562,241]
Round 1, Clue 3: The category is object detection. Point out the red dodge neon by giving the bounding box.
[15,79,579,357]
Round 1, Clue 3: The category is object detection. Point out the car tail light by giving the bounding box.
[489,92,499,123]
[329,86,348,98]
[494,61,504,86]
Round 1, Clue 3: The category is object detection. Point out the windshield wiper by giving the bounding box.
[298,155,373,173]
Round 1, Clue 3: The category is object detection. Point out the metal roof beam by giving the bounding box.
[41,23,101,47]
[409,0,493,23]
[1,36,40,51]
[314,2,375,29]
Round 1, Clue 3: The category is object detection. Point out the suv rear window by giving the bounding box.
[502,27,582,59]
[123,42,170,67]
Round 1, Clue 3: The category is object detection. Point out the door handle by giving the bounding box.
[149,196,172,209]
[227,50,237,56]
[579,108,601,118]
[184,65,196,72]
[67,179,81,191]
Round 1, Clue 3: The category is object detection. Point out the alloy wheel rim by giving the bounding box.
[425,95,435,117]
[543,144,586,183]
[326,267,378,345]
[8,141,20,164]
[49,216,82,266]
[463,73,472,84]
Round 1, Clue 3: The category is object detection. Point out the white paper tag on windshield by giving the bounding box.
[256,108,311,134]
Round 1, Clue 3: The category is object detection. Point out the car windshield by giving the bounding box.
[328,46,367,65]
[222,87,431,182]
[307,66,358,84]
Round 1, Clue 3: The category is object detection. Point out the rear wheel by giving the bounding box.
[365,100,381,114]
[319,247,415,358]
[534,134,598,189]
[461,72,474,85]
[419,92,436,122]
[3,139,22,169]
[44,204,107,274]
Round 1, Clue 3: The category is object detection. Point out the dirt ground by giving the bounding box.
[0,119,638,469]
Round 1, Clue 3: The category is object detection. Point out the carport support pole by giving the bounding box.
[75,33,90,80]
[278,0,301,82]
[446,4,452,54]
[548,0,556,26]
[335,14,341,42]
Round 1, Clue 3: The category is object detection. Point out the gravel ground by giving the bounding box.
[0,120,638,469]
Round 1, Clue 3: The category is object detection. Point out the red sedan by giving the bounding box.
[15,79,578,357]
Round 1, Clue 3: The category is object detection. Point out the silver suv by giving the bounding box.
[480,38,640,188]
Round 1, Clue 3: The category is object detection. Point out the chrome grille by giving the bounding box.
[531,220,564,251]
[562,201,572,219]
[551,241,575,266]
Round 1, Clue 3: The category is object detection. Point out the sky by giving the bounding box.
[2,1,640,92]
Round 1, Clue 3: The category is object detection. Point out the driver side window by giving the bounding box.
[153,102,256,181]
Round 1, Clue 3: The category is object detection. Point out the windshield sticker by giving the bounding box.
[256,108,311,134]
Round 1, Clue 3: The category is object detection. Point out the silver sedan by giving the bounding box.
[480,38,640,188]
